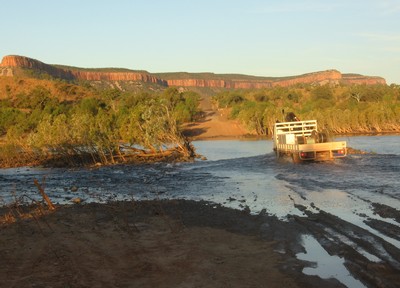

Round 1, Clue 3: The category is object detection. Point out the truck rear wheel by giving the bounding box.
[292,153,301,163]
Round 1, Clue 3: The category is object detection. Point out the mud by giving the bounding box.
[372,203,400,223]
[1,199,400,287]
[294,209,400,288]
[0,200,337,288]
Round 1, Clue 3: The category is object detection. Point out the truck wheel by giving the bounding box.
[274,148,278,158]
[292,153,301,163]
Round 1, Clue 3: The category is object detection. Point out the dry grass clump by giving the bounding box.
[0,178,55,225]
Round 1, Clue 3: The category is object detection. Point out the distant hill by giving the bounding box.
[0,55,386,91]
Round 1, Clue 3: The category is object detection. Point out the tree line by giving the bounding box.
[0,82,200,167]
[1,78,399,167]
[212,83,400,136]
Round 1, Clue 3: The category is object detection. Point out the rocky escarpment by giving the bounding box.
[70,70,167,85]
[342,74,386,85]
[0,55,386,88]
[163,71,342,88]
[165,78,274,89]
[272,70,342,87]
[1,55,75,79]
[0,55,167,86]
[163,70,386,88]
[0,67,13,77]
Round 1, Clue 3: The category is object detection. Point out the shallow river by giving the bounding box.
[1,135,399,287]
[1,135,398,217]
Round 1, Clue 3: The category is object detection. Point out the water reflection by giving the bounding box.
[297,234,366,288]
[193,139,272,161]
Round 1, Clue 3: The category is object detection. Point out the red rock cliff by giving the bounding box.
[70,70,167,85]
[166,70,385,88]
[166,79,274,89]
[1,55,386,87]
[342,74,386,85]
[1,55,74,79]
[272,70,343,87]
[0,55,167,86]
[165,70,343,88]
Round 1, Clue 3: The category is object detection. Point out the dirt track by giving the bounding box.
[183,95,250,139]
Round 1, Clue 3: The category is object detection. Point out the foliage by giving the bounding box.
[1,73,399,167]
[0,82,200,167]
[213,91,245,108]
[212,84,400,135]
[0,108,24,135]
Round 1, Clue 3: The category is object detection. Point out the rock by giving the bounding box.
[0,55,167,85]
[0,55,386,89]
[71,197,83,204]
[258,209,267,216]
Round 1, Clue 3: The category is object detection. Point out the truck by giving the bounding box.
[273,119,347,163]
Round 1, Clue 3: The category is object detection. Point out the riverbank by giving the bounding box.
[0,199,342,288]
[2,198,400,287]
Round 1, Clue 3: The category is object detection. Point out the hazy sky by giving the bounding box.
[1,0,400,84]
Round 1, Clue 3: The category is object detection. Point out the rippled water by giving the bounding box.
[1,136,399,243]
[1,136,399,215]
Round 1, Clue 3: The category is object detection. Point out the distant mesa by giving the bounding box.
[0,55,167,86]
[0,55,386,88]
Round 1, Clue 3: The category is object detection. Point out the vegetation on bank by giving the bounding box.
[0,78,200,167]
[1,75,400,168]
[212,83,400,136]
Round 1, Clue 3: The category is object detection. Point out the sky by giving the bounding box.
[1,0,400,84]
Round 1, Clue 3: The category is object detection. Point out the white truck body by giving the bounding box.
[273,120,347,162]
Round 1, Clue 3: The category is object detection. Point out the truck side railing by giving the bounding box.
[273,120,318,147]
[274,120,317,136]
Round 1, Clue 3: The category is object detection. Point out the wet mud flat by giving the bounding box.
[293,203,400,287]
[1,199,400,288]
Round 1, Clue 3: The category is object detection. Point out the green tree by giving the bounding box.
[76,98,106,116]
[0,108,24,135]
[311,85,333,101]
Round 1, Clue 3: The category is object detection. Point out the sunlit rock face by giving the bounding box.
[341,74,386,85]
[1,55,386,87]
[0,55,74,79]
[0,55,167,85]
[166,70,386,88]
